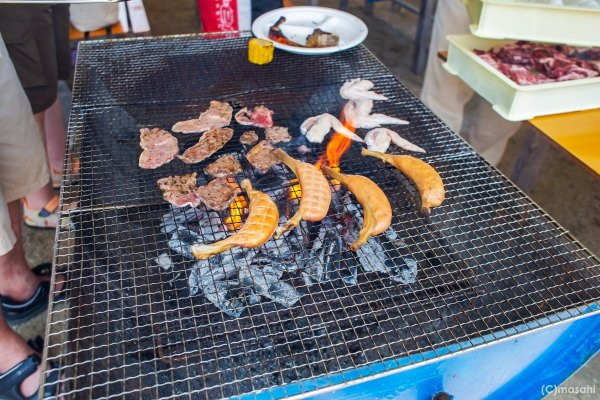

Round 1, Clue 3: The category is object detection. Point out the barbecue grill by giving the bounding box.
[42,33,600,399]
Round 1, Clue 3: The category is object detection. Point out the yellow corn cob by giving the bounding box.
[248,38,274,65]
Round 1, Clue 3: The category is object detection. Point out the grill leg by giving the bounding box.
[510,128,550,193]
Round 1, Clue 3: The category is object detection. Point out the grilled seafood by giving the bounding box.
[172,101,232,133]
[322,166,392,251]
[275,149,331,237]
[362,148,445,215]
[365,128,425,154]
[300,113,363,143]
[191,179,279,260]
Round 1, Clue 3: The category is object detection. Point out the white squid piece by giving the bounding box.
[340,78,388,101]
[365,128,426,154]
[300,113,364,143]
[343,99,409,129]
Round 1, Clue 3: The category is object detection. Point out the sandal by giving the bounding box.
[21,196,59,230]
[0,354,59,400]
[0,264,64,324]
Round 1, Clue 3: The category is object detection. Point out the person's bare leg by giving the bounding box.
[0,201,41,302]
[0,308,41,397]
[43,97,66,174]
[25,112,55,210]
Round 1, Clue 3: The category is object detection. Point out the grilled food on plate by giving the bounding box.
[138,128,179,169]
[365,128,425,154]
[171,100,233,133]
[178,127,233,164]
[322,166,392,251]
[235,105,274,128]
[362,148,445,216]
[275,149,332,238]
[191,179,279,260]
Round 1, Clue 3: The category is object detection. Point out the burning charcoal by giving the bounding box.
[341,264,358,285]
[302,218,343,284]
[155,253,173,270]
[239,265,301,307]
[202,280,246,318]
[168,230,201,259]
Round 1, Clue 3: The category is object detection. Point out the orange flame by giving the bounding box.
[315,120,356,169]
[224,179,247,231]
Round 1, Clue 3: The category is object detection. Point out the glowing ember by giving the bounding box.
[224,179,246,231]
[288,178,302,200]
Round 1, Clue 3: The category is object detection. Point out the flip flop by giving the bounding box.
[0,354,59,400]
[0,264,65,324]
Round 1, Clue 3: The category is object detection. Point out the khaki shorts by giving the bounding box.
[0,33,50,255]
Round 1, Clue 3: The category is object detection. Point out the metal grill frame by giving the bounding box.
[41,32,600,400]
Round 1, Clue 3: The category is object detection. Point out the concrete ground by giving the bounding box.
[13,0,598,398]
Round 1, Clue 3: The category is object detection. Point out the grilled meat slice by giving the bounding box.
[156,173,202,208]
[274,149,332,238]
[192,179,279,260]
[240,130,259,145]
[204,154,242,179]
[178,127,234,164]
[306,28,339,48]
[235,105,274,128]
[322,166,392,251]
[139,128,179,169]
[245,140,280,174]
[362,148,445,216]
[265,126,291,144]
[172,101,232,133]
[196,178,238,211]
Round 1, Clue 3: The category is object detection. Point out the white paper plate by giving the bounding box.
[252,6,368,55]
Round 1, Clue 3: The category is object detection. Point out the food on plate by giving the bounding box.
[240,130,259,145]
[365,128,425,154]
[156,173,202,208]
[245,140,281,173]
[191,179,279,260]
[178,127,234,164]
[321,166,392,251]
[171,101,233,133]
[305,28,340,48]
[265,126,291,143]
[138,128,179,169]
[268,16,340,48]
[274,149,331,238]
[343,99,409,129]
[196,178,238,211]
[474,41,600,85]
[362,148,445,216]
[340,78,388,101]
[204,154,242,178]
[235,106,274,128]
[268,16,302,47]
[300,113,363,143]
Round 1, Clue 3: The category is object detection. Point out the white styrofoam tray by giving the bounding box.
[462,0,600,47]
[443,34,600,121]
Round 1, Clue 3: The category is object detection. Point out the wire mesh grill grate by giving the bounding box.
[42,33,600,399]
